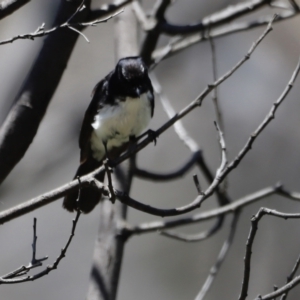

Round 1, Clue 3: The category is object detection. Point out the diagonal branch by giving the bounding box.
[221,55,300,181]
[280,251,300,300]
[255,275,300,300]
[195,211,240,300]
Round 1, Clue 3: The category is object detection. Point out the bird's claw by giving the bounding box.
[147,129,158,146]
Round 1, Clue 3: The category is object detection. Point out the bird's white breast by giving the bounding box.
[90,92,152,161]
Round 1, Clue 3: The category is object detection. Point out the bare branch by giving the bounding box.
[0,175,102,225]
[209,36,224,132]
[0,0,30,20]
[140,0,172,65]
[193,174,202,195]
[152,10,298,63]
[214,121,227,177]
[160,0,271,36]
[0,9,122,46]
[280,251,300,300]
[256,275,300,299]
[195,211,240,300]
[1,219,47,281]
[239,208,300,300]
[0,212,80,284]
[31,218,48,265]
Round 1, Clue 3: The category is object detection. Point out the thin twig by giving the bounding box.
[195,211,240,300]
[193,174,202,195]
[31,218,48,265]
[0,9,123,46]
[209,36,224,131]
[239,207,300,300]
[280,252,300,300]
[255,274,300,299]
[1,218,48,280]
[0,211,81,284]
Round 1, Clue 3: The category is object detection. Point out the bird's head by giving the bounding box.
[115,56,150,97]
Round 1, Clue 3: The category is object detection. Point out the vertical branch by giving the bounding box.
[208,36,224,131]
[86,2,138,300]
[140,0,171,65]
[194,211,240,300]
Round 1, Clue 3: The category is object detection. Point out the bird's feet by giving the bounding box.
[147,129,158,146]
[136,129,158,145]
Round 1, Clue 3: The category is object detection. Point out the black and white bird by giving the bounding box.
[63,56,154,213]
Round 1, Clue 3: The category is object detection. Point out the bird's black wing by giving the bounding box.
[79,72,112,163]
[146,76,155,117]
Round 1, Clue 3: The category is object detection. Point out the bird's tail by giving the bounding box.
[63,159,104,213]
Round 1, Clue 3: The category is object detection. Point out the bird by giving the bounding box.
[63,56,154,213]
